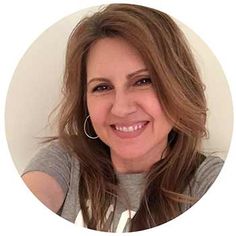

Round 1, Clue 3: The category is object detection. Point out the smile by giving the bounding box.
[114,122,147,132]
[110,121,149,139]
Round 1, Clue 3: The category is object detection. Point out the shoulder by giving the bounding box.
[22,139,80,193]
[29,140,75,167]
[190,156,224,197]
[195,156,224,181]
[37,140,71,157]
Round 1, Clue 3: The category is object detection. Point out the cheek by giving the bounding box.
[87,96,109,128]
[140,92,163,116]
[143,94,172,129]
[150,102,164,119]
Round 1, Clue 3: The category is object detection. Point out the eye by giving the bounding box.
[92,84,112,93]
[135,78,152,86]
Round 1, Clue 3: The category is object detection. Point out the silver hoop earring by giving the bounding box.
[83,115,98,139]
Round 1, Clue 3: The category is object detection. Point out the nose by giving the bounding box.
[110,90,137,117]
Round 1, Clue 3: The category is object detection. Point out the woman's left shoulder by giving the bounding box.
[190,155,224,197]
[196,155,224,178]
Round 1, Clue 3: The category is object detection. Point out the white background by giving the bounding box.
[0,0,235,236]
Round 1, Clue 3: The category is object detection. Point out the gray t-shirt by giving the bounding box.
[22,141,224,232]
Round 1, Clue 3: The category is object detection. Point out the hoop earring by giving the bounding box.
[83,115,98,139]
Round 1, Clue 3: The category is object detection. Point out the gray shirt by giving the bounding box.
[22,141,224,232]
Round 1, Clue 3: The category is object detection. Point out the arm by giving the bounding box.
[22,171,66,213]
[21,141,72,213]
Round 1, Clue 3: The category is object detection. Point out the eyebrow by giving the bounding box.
[87,68,148,85]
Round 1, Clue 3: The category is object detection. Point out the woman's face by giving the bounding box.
[86,37,173,172]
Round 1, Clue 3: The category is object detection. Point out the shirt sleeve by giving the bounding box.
[22,140,72,195]
[191,156,224,198]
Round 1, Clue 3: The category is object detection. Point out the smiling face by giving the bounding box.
[86,37,173,173]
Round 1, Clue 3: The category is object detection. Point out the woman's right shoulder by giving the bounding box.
[32,139,76,166]
[22,139,78,213]
[22,139,80,191]
[39,139,70,156]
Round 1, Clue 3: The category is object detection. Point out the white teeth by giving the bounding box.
[128,126,134,132]
[114,123,145,132]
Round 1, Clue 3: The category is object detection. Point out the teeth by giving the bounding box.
[115,123,145,132]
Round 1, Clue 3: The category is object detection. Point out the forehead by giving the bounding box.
[86,37,146,79]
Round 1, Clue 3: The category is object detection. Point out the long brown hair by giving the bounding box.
[50,3,207,231]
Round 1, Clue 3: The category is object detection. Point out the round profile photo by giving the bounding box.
[5,3,233,233]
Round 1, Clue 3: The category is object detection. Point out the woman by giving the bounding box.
[22,3,224,232]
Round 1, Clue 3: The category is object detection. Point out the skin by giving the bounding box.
[86,37,173,174]
[22,171,65,213]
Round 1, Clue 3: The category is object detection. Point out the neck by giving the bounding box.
[111,142,167,174]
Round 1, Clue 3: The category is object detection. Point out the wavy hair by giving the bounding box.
[49,3,207,231]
